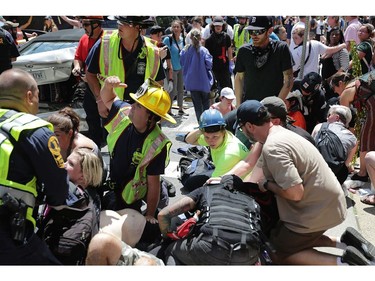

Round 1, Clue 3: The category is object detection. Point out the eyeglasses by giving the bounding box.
[238,123,245,132]
[248,28,267,36]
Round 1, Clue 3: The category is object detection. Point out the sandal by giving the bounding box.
[360,194,375,206]
[351,173,369,182]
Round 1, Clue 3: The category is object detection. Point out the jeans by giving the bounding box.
[190,91,210,122]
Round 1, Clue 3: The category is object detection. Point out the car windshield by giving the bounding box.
[20,41,79,56]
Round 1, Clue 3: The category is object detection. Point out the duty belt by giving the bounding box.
[0,185,35,207]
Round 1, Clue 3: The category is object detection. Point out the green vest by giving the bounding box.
[105,106,171,204]
[0,109,54,227]
[99,30,161,100]
[233,24,249,55]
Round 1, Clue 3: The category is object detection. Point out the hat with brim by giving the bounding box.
[150,25,164,35]
[129,93,176,124]
[212,16,224,26]
[245,16,273,31]
[115,16,153,28]
[4,21,19,28]
[260,96,287,119]
[220,87,235,100]
[237,100,268,125]
[286,90,304,110]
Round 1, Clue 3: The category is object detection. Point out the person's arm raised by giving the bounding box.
[99,75,127,111]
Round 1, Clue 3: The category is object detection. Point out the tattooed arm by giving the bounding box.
[278,68,294,101]
[158,196,196,236]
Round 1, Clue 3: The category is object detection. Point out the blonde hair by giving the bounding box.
[72,147,103,187]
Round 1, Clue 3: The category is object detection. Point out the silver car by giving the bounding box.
[12,29,85,104]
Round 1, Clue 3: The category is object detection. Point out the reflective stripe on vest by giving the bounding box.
[104,106,132,155]
[0,109,53,226]
[99,30,161,100]
[122,126,171,204]
[0,185,35,207]
[104,106,171,204]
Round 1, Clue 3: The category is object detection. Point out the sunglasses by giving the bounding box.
[248,28,268,36]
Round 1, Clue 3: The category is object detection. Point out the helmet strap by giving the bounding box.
[89,22,100,38]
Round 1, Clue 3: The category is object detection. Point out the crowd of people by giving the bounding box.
[1,15,375,266]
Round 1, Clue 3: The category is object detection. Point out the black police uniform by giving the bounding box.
[0,113,69,265]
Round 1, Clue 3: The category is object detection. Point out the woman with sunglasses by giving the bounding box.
[183,108,249,191]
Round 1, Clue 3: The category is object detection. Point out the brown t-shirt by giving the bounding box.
[261,125,347,233]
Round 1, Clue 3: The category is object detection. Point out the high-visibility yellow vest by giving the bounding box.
[104,106,171,204]
[233,24,249,55]
[99,30,161,100]
[0,109,54,227]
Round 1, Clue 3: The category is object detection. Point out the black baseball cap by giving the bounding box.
[150,25,164,35]
[237,100,268,125]
[245,16,273,30]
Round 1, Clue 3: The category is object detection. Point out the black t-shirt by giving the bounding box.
[235,40,293,101]
[105,100,168,189]
[204,32,232,70]
[301,90,327,134]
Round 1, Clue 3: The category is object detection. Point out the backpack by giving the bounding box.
[315,122,346,174]
[177,146,215,186]
[37,183,100,265]
[201,181,263,264]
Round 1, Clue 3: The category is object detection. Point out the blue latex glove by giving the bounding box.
[229,61,235,74]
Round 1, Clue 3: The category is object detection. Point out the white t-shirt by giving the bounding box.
[290,40,328,75]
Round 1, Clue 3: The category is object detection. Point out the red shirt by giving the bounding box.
[74,33,101,68]
[288,111,306,130]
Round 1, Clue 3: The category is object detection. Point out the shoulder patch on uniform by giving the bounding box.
[48,135,65,168]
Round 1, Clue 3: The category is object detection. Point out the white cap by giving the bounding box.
[220,87,235,100]
[286,90,303,110]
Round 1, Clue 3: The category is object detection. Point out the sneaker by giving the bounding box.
[161,177,176,197]
[341,227,375,261]
[351,173,369,182]
[342,246,371,265]
[178,110,189,116]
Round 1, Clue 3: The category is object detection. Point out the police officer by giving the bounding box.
[0,23,20,74]
[85,16,166,119]
[100,76,175,224]
[0,68,69,265]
